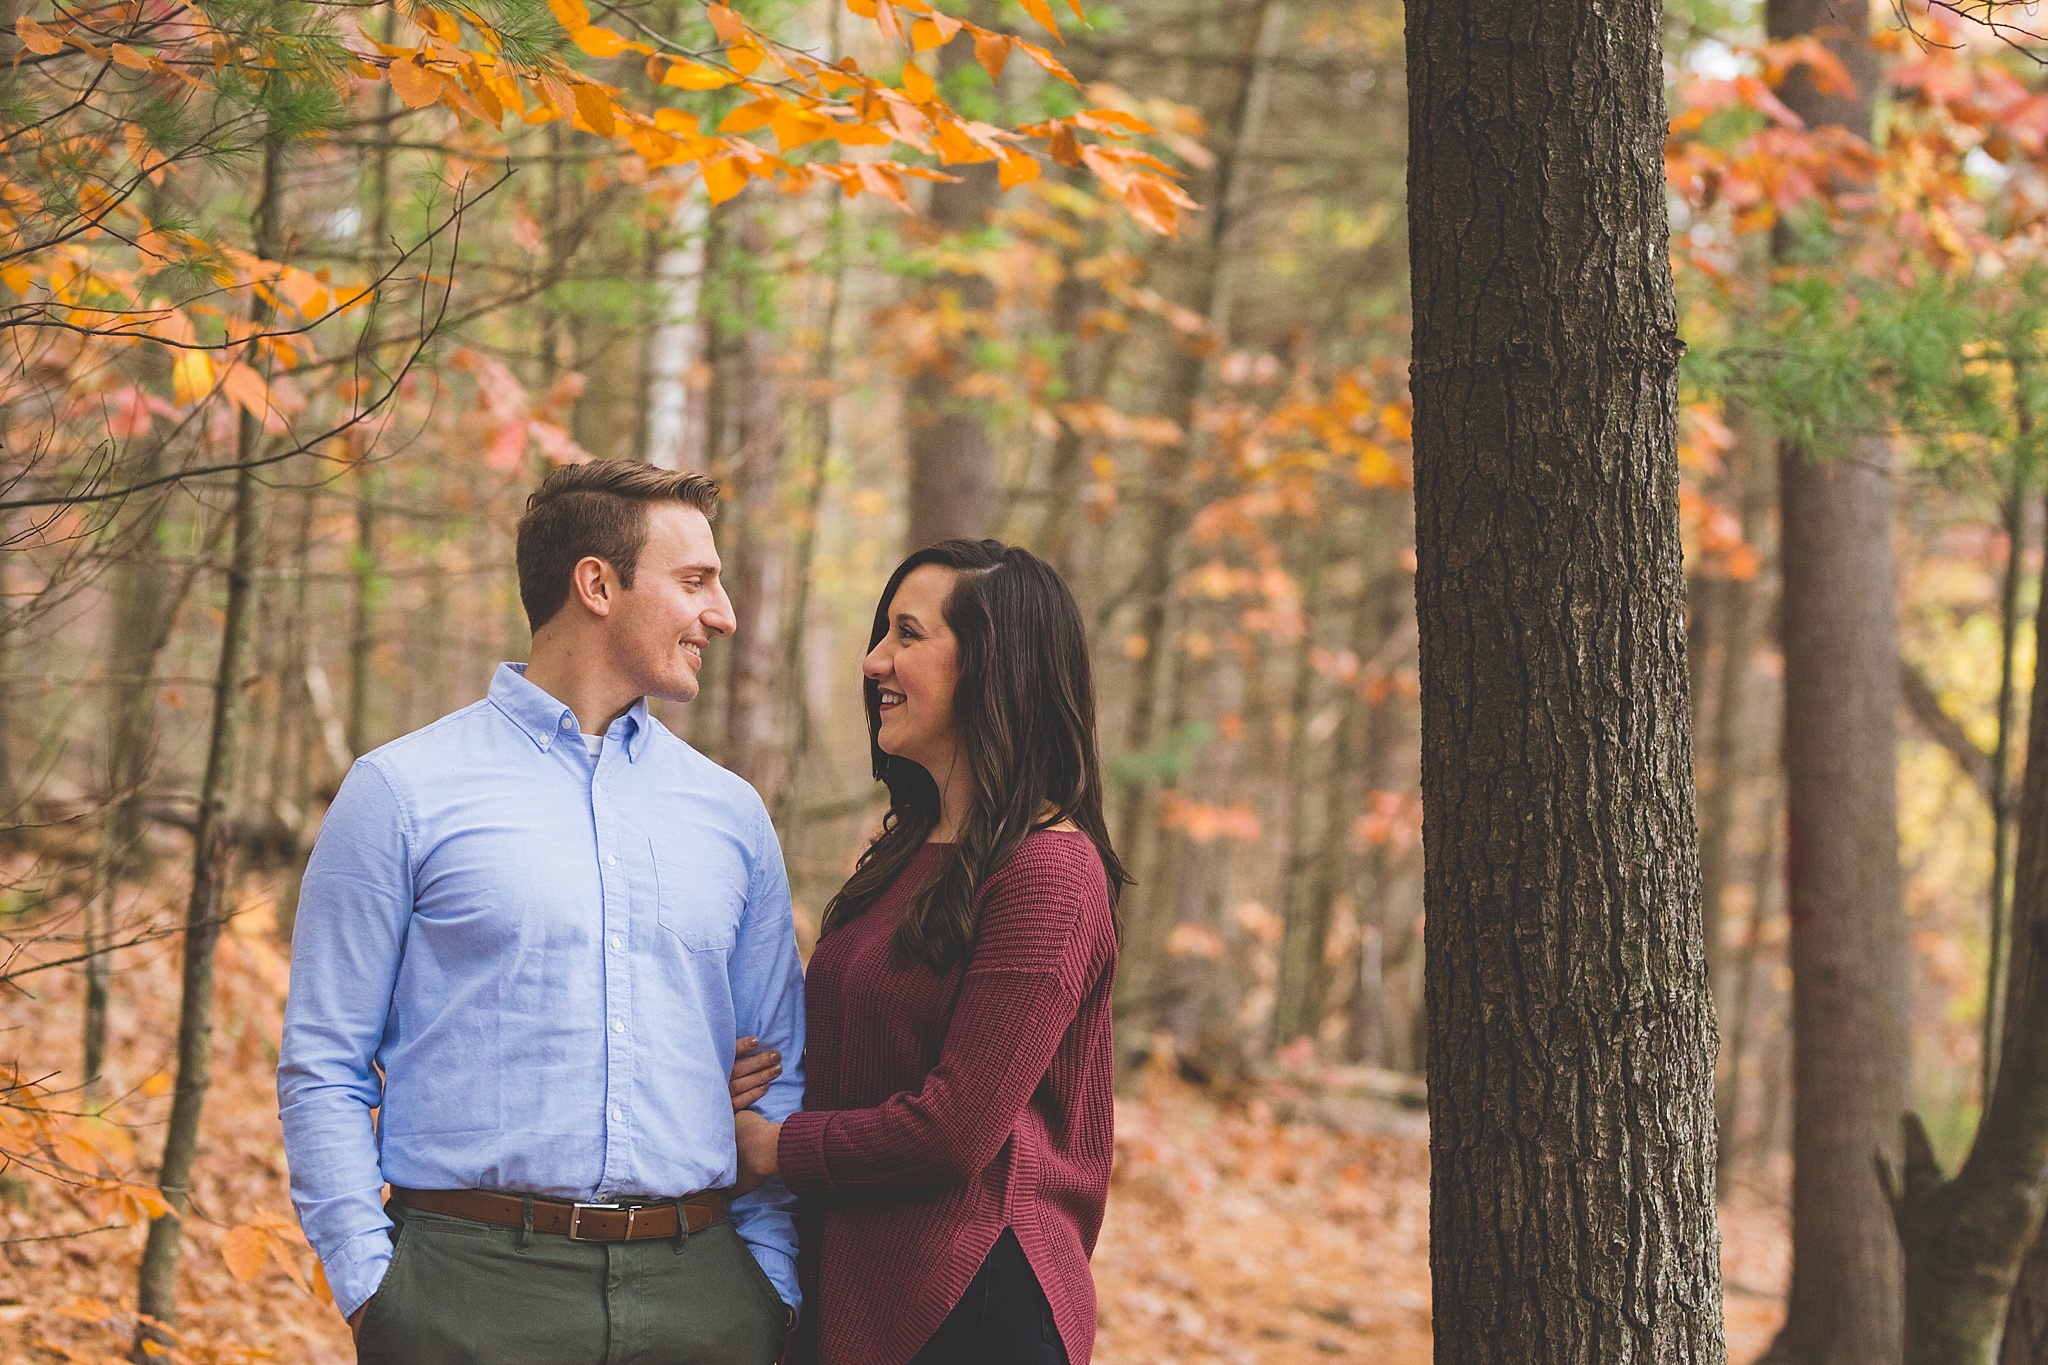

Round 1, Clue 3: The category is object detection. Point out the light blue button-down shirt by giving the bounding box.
[278,663,806,1320]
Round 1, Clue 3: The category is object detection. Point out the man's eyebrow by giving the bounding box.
[676,562,721,577]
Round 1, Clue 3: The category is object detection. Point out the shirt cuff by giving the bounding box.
[777,1111,834,1199]
[323,1227,395,1320]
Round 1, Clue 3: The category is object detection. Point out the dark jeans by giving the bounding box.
[354,1200,788,1365]
[906,1229,1070,1365]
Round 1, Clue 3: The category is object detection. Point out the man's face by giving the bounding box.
[603,504,735,705]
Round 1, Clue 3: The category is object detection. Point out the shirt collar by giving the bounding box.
[487,663,650,762]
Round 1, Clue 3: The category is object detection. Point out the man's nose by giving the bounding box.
[706,586,737,637]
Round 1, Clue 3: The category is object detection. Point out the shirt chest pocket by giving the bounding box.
[649,838,744,952]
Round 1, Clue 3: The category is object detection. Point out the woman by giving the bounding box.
[734,539,1126,1365]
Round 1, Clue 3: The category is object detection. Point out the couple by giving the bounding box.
[277,460,1125,1365]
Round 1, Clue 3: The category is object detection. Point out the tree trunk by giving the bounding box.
[84,452,173,1087]
[1758,6,1908,1360]
[1272,526,1331,1046]
[905,28,1001,552]
[1407,0,1725,1356]
[1986,429,2032,1097]
[1112,0,1287,1039]
[721,200,786,793]
[1892,478,2048,1365]
[134,126,283,1343]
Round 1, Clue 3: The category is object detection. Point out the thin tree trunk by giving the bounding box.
[1113,0,1287,1034]
[722,200,786,793]
[1893,477,2048,1365]
[347,15,396,759]
[905,26,1001,551]
[134,126,283,1344]
[1986,427,2033,1097]
[1272,525,1331,1046]
[772,203,846,838]
[1760,6,1908,1359]
[1407,0,1724,1356]
[84,452,172,1087]
[1718,773,1783,1187]
[1697,425,1765,994]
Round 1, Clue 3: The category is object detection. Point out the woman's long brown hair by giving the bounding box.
[817,539,1128,971]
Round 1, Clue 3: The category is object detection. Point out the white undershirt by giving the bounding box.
[582,733,604,761]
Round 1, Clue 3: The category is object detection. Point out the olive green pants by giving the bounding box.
[354,1201,788,1365]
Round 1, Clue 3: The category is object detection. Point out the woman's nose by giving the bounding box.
[861,643,888,680]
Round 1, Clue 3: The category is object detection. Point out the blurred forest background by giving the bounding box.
[0,0,2038,1359]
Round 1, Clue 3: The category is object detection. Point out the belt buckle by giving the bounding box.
[568,1202,621,1241]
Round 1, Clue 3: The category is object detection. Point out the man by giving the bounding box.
[279,461,803,1364]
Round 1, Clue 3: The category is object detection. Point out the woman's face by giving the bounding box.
[863,564,963,777]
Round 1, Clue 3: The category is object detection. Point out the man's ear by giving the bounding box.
[569,556,615,618]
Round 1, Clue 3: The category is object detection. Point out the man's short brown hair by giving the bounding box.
[516,461,720,631]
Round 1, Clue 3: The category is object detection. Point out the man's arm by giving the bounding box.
[277,759,416,1321]
[724,798,807,1315]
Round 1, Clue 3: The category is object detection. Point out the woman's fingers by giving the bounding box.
[728,1038,783,1111]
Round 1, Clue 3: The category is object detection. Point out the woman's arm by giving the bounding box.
[769,841,1110,1198]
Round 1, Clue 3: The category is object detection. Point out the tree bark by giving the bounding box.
[134,125,283,1342]
[1985,434,2032,1097]
[1407,0,1725,1356]
[1112,0,1287,1039]
[1892,478,2048,1365]
[1761,6,1909,1362]
[84,454,175,1087]
[721,199,786,793]
[905,27,1001,552]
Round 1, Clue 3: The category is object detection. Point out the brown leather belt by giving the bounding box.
[391,1187,728,1242]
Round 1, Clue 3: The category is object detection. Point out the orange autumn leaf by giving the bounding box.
[14,14,62,54]
[702,155,749,205]
[1016,0,1062,40]
[973,30,1011,81]
[900,58,936,103]
[387,57,446,110]
[571,82,617,137]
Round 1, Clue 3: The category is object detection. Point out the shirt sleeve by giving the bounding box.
[776,844,1106,1198]
[725,796,807,1314]
[277,758,415,1320]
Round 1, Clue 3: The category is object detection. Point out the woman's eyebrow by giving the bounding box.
[894,610,922,628]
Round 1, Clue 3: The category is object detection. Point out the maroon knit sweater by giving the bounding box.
[777,829,1117,1365]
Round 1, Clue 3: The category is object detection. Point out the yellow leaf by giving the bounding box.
[726,38,763,75]
[387,57,445,110]
[1015,0,1060,39]
[140,1070,173,1098]
[571,23,646,58]
[654,107,701,135]
[998,145,1040,190]
[0,264,30,295]
[706,3,745,42]
[222,1225,268,1283]
[312,1258,335,1305]
[661,59,733,89]
[846,0,877,15]
[14,15,62,55]
[719,97,781,134]
[547,0,592,28]
[571,82,617,137]
[910,17,953,50]
[702,156,748,205]
[1014,37,1076,83]
[172,350,213,406]
[900,59,935,103]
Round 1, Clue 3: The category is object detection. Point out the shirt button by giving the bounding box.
[605,853,617,867]
[612,1020,625,1034]
[560,715,574,730]
[610,935,622,949]
[611,1107,624,1121]
[593,780,604,796]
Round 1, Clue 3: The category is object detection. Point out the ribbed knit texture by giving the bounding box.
[778,829,1117,1365]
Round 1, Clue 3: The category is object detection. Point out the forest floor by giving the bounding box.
[1,892,1790,1364]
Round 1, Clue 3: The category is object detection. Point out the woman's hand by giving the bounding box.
[729,1036,782,1113]
[734,1109,783,1194]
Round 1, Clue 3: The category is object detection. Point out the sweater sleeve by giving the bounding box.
[777,838,1107,1197]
